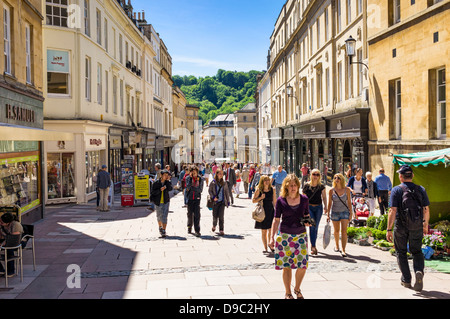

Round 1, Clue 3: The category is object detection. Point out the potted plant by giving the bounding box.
[445,234,450,255]
[423,231,446,259]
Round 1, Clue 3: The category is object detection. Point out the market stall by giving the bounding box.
[393,148,450,224]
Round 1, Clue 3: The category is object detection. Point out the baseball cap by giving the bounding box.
[397,164,413,175]
[160,169,169,175]
[102,165,107,169]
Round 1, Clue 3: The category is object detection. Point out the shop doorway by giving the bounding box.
[47,153,75,200]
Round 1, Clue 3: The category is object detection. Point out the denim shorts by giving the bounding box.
[331,211,350,221]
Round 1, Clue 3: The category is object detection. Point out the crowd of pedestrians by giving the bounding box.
[143,160,429,299]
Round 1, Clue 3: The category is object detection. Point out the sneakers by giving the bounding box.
[400,271,424,292]
[414,271,424,292]
[401,281,412,289]
[159,227,167,238]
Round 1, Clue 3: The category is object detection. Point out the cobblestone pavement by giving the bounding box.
[1,183,449,299]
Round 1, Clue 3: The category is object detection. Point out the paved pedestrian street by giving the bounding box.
[1,188,449,300]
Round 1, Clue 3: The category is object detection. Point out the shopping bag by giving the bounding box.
[323,221,331,250]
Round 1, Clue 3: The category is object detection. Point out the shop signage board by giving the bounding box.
[121,155,134,207]
[134,173,150,202]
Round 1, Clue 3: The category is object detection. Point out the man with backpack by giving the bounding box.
[387,165,430,292]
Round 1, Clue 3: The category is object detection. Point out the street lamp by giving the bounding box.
[286,84,298,103]
[345,35,368,69]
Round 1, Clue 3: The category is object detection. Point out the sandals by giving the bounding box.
[311,247,318,256]
[285,294,294,299]
[294,289,305,299]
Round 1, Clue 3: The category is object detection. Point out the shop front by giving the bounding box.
[109,128,123,193]
[0,86,73,223]
[269,128,283,167]
[155,136,165,167]
[327,108,370,180]
[44,120,110,204]
[283,127,296,175]
[144,131,156,173]
[299,119,327,173]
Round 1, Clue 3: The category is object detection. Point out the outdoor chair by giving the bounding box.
[21,224,36,271]
[0,234,23,288]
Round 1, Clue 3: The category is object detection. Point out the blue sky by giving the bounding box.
[133,0,286,77]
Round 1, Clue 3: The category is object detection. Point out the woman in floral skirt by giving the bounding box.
[269,174,311,299]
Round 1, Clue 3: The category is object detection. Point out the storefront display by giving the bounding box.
[121,155,134,207]
[0,152,40,214]
[86,151,100,194]
[47,153,75,199]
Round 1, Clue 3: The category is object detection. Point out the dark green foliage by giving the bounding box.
[173,69,264,125]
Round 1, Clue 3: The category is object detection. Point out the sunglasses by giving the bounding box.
[334,176,341,180]
[312,173,320,176]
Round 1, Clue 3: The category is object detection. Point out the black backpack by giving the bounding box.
[399,184,424,231]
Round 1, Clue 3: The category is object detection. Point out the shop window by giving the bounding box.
[0,152,40,212]
[47,50,70,95]
[47,153,75,199]
[86,151,100,194]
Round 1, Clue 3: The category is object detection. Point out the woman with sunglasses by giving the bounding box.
[302,169,327,256]
[326,173,353,257]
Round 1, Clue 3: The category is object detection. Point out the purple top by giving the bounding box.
[275,195,310,235]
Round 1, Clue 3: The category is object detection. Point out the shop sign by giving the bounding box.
[5,104,36,123]
[134,174,150,200]
[147,134,156,148]
[110,136,122,149]
[156,137,165,150]
[284,127,294,140]
[90,139,102,146]
[47,50,69,73]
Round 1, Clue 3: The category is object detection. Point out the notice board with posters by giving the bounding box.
[134,173,150,201]
[121,155,134,207]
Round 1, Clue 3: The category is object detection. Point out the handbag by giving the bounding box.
[207,183,223,211]
[252,201,266,223]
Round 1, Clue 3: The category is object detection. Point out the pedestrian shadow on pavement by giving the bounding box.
[162,235,188,241]
[312,252,381,264]
[413,290,450,299]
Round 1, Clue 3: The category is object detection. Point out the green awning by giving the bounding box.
[393,148,450,167]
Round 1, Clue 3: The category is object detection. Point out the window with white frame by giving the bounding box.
[357,49,363,96]
[105,70,109,112]
[347,0,352,24]
[395,79,402,139]
[119,34,123,64]
[437,68,446,138]
[338,62,343,102]
[96,9,101,45]
[337,0,342,33]
[317,18,320,49]
[26,23,32,84]
[46,0,68,27]
[120,79,124,116]
[113,75,117,114]
[47,49,70,95]
[393,0,401,24]
[326,68,330,106]
[3,5,11,75]
[85,56,91,101]
[84,0,90,37]
[97,63,102,104]
[104,18,108,51]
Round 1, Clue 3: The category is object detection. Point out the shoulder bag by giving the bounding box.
[252,201,266,222]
